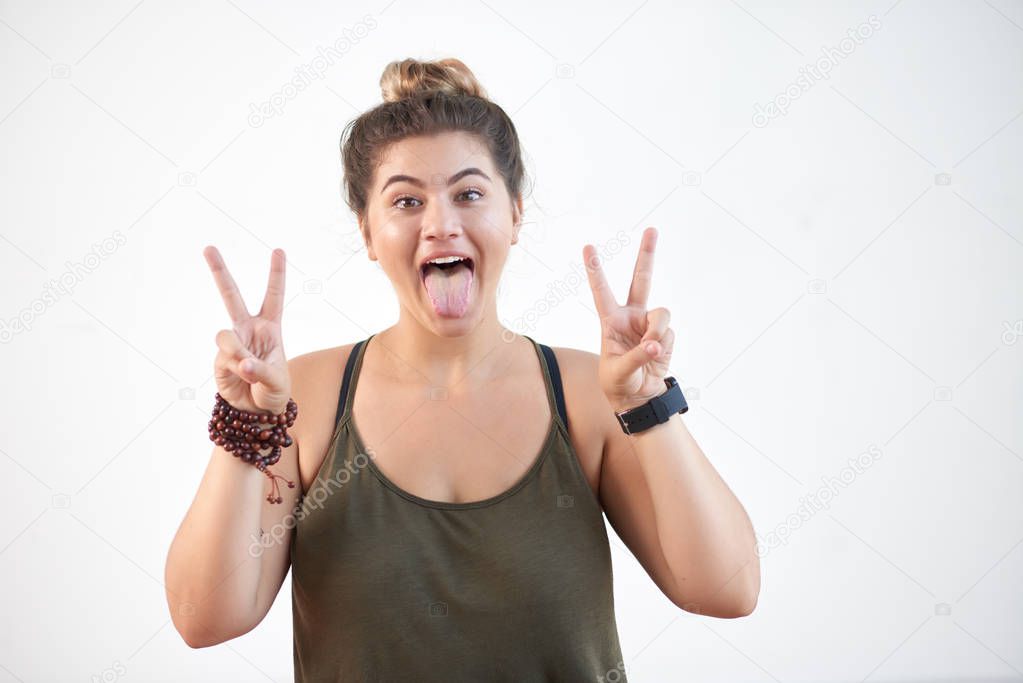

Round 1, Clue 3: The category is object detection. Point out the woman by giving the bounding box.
[165,57,760,681]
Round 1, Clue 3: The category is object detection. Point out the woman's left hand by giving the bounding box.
[583,227,675,414]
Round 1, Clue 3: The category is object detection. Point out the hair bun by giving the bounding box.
[380,57,488,103]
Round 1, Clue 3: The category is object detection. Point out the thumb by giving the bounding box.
[238,356,279,388]
[619,339,659,375]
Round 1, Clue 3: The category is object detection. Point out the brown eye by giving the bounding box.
[394,189,482,209]
[393,195,420,209]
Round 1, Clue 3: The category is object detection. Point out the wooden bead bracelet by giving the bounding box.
[208,393,297,504]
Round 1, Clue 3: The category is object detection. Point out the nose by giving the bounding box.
[421,199,464,240]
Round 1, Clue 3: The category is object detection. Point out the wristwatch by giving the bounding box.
[614,376,688,435]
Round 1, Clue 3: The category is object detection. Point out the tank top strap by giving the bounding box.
[333,335,373,430]
[332,334,567,434]
[523,335,570,434]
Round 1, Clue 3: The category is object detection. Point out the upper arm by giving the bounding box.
[561,348,684,608]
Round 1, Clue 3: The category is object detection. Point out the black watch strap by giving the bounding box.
[615,376,688,435]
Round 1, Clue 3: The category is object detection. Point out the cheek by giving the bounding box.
[371,231,418,278]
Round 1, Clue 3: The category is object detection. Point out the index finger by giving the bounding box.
[203,245,251,326]
[583,244,618,317]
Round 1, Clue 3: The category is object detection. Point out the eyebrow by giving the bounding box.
[379,167,492,194]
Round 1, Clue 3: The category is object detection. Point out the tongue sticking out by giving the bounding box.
[422,262,473,317]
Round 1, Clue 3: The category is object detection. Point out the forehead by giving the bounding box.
[375,131,493,186]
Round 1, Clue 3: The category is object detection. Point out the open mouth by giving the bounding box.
[418,256,475,281]
[419,256,475,317]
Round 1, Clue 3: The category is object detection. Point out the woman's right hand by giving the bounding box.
[203,246,292,415]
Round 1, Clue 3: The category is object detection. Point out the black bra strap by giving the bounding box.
[539,343,569,432]
[334,339,366,429]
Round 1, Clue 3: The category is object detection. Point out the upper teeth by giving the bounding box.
[426,256,466,265]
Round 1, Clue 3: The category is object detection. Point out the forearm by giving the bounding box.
[625,412,760,616]
[164,445,267,646]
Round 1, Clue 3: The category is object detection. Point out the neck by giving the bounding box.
[373,296,518,390]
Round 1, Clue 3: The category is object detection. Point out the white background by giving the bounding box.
[1,0,1021,681]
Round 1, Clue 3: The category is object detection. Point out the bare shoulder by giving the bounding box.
[288,343,355,385]
[545,346,610,498]
[287,343,357,495]
[545,345,597,382]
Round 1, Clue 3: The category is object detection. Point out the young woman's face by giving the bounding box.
[361,130,522,330]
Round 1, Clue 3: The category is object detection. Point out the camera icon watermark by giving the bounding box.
[303,279,322,294]
[177,171,197,187]
[428,601,448,617]
[807,278,827,294]
[430,387,448,401]
[681,170,702,187]
[933,386,952,402]
[51,63,71,79]
[556,494,574,508]
[934,602,951,616]
[555,63,575,79]
[934,173,952,186]
[51,493,71,509]
[179,387,195,400]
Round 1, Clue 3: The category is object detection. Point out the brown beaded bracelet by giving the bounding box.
[208,392,297,504]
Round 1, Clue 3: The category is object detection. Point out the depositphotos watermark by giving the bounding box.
[501,229,632,342]
[89,659,126,683]
[248,450,374,557]
[752,15,882,128]
[1001,319,1022,345]
[1,230,127,344]
[596,660,627,683]
[247,16,378,128]
[755,444,883,557]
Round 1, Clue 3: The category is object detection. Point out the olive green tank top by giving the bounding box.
[289,334,627,682]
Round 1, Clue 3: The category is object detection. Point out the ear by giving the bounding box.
[359,215,376,261]
[511,195,524,245]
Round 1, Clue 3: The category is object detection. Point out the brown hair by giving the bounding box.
[340,57,528,231]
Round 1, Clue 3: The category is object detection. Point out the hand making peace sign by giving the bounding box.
[583,227,675,414]
[203,246,293,416]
